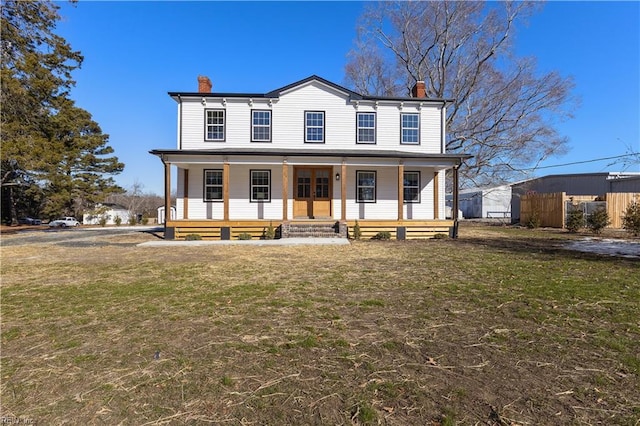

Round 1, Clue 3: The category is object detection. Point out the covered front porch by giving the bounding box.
[151,148,467,240]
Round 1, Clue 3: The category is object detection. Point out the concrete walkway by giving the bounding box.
[138,238,350,247]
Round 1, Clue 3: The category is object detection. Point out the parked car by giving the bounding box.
[18,217,42,225]
[48,217,80,228]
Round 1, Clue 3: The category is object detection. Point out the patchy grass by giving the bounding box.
[1,226,638,424]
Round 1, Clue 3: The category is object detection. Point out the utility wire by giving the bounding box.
[513,153,638,171]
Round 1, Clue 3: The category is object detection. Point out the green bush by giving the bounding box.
[128,215,137,226]
[372,231,391,240]
[622,200,640,236]
[184,234,202,241]
[352,220,362,240]
[565,207,585,233]
[99,216,107,227]
[433,233,449,239]
[264,221,276,240]
[114,215,122,226]
[586,207,610,234]
[141,215,149,225]
[237,232,252,240]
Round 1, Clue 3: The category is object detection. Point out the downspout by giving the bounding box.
[440,101,447,154]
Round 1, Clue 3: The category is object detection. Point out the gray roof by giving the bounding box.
[169,75,452,104]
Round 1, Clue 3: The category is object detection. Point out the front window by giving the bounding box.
[401,113,419,144]
[356,170,376,203]
[305,111,325,143]
[357,112,376,144]
[403,171,420,203]
[250,170,271,202]
[205,109,225,141]
[251,110,271,142]
[204,169,223,201]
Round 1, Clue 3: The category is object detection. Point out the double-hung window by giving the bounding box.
[251,110,271,142]
[305,111,325,143]
[401,113,419,144]
[403,171,421,203]
[205,109,225,141]
[356,170,376,203]
[250,170,271,202]
[204,169,223,201]
[356,112,376,144]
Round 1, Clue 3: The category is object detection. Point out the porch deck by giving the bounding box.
[164,219,456,240]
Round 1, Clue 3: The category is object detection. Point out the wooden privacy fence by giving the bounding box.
[520,192,640,229]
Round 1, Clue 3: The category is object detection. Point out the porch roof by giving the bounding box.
[149,148,471,166]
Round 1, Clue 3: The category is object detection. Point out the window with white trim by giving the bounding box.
[205,109,225,141]
[356,112,376,144]
[403,171,420,203]
[251,110,271,142]
[305,111,325,143]
[356,170,376,203]
[250,170,271,202]
[204,169,223,201]
[401,113,419,144]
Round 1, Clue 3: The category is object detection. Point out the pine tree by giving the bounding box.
[1,0,123,222]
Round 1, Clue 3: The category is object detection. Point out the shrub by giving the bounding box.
[128,215,137,226]
[565,206,585,233]
[433,233,449,239]
[352,220,362,240]
[622,200,640,236]
[586,207,610,234]
[372,231,391,240]
[264,221,276,240]
[184,234,202,241]
[526,209,541,229]
[114,215,122,226]
[237,232,252,240]
[99,216,107,227]
[141,215,149,225]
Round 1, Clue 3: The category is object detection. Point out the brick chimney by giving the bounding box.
[198,75,212,93]
[411,81,426,98]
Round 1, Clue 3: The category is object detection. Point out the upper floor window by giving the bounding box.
[305,111,325,143]
[356,170,376,203]
[204,169,223,202]
[401,113,419,144]
[403,171,420,203]
[250,170,271,202]
[205,109,225,141]
[251,110,271,142]
[357,112,376,144]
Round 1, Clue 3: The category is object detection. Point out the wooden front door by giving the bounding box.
[293,167,332,218]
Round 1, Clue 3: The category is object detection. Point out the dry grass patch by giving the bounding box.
[1,227,639,424]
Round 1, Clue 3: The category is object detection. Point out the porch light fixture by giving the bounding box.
[335,172,340,181]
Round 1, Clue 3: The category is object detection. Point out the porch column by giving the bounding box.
[453,165,460,238]
[282,160,288,221]
[164,161,171,222]
[433,171,439,219]
[341,160,347,221]
[223,160,230,221]
[397,163,404,220]
[183,169,189,219]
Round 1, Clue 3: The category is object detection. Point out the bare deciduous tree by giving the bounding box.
[345,1,576,186]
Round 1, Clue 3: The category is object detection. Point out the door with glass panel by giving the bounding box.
[293,167,332,218]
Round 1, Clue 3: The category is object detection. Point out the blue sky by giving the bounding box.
[55,1,639,195]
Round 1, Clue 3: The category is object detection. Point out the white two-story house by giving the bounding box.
[150,75,469,240]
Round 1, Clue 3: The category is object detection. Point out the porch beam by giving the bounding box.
[183,168,189,219]
[397,163,404,220]
[341,160,347,221]
[223,161,230,221]
[433,171,439,219]
[282,160,288,221]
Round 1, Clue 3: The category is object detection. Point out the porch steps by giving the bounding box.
[281,221,347,238]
